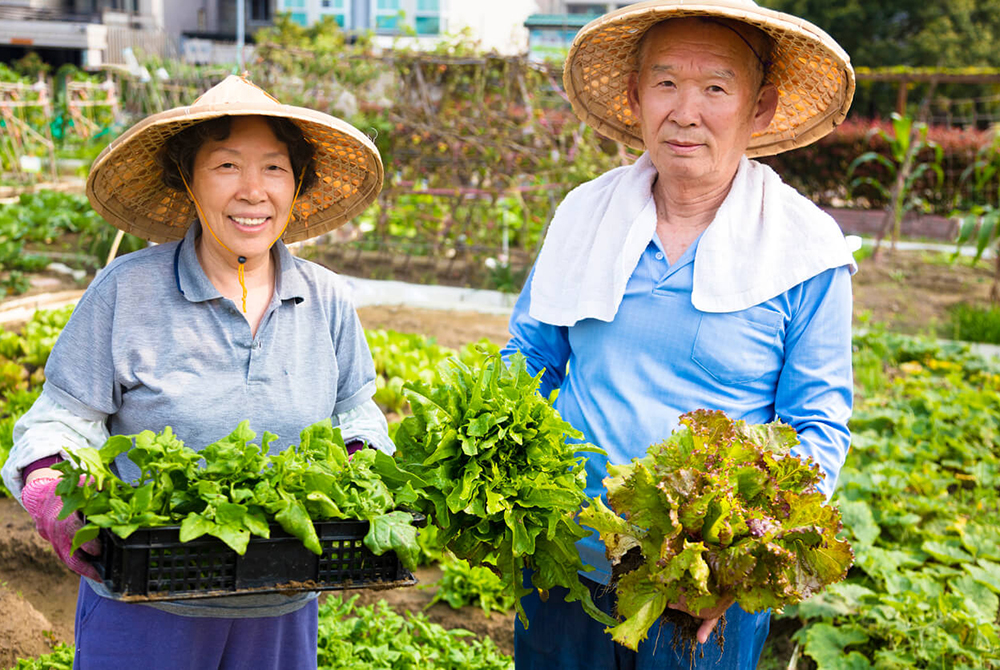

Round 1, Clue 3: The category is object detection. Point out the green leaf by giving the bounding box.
[950,575,999,624]
[365,511,419,571]
[922,539,975,565]
[209,523,251,555]
[800,623,873,670]
[70,524,100,557]
[275,499,321,555]
[964,559,1000,594]
[179,514,213,542]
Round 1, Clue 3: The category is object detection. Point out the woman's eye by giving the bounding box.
[218,162,236,169]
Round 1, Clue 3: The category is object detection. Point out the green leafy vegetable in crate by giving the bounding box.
[373,351,617,629]
[579,409,853,652]
[52,419,419,568]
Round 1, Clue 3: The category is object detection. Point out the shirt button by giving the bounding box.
[655,252,664,260]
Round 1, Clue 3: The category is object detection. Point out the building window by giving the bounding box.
[372,0,440,34]
[375,0,401,30]
[567,3,605,15]
[414,0,439,34]
[318,0,348,27]
[250,0,271,21]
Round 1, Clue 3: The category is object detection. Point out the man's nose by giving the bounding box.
[668,89,700,127]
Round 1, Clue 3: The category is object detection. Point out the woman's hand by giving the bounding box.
[667,593,735,644]
[21,473,102,581]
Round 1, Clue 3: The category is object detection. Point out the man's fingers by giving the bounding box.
[697,616,719,645]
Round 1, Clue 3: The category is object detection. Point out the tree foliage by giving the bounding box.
[759,0,1000,68]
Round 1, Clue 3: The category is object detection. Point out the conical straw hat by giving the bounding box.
[563,0,855,157]
[87,75,383,243]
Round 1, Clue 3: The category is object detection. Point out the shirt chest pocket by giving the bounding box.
[691,307,784,384]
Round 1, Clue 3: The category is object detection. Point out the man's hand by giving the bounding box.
[667,593,735,644]
[21,476,102,581]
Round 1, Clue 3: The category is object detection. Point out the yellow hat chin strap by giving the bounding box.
[176,162,307,313]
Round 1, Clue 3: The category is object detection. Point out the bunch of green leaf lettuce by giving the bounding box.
[53,419,419,568]
[373,351,616,628]
[578,409,853,650]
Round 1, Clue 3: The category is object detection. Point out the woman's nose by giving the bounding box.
[239,170,266,202]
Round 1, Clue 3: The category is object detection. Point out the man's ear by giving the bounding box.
[626,72,642,122]
[753,82,779,133]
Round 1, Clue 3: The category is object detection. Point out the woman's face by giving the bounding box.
[189,116,297,266]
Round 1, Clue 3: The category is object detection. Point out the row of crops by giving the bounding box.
[1,307,999,668]
[9,593,512,670]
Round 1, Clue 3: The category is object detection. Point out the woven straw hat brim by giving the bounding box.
[563,0,855,157]
[87,100,383,244]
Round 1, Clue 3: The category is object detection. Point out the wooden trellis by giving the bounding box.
[0,78,56,182]
[65,74,120,140]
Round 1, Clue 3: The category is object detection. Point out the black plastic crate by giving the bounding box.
[93,518,417,602]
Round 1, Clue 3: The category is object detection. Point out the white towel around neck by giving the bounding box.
[529,153,857,326]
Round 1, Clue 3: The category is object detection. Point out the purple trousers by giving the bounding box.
[73,579,318,669]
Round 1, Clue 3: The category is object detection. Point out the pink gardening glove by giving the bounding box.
[21,477,102,581]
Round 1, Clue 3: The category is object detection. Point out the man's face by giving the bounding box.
[627,18,777,189]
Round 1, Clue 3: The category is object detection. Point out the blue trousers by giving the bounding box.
[73,578,318,670]
[515,576,771,670]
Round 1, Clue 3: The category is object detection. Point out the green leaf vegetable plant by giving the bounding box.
[373,351,618,629]
[579,410,853,655]
[51,419,420,568]
[426,557,515,617]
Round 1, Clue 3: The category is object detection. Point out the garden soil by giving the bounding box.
[1,247,997,664]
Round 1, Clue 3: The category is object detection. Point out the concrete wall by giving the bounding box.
[446,0,538,54]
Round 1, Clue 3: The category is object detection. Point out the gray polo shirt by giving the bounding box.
[42,222,376,617]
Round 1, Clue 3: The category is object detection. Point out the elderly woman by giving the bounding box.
[1,75,390,669]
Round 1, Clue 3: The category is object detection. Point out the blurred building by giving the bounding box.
[0,0,170,67]
[0,0,643,69]
[526,1,637,61]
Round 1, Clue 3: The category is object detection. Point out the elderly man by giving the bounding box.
[501,1,856,668]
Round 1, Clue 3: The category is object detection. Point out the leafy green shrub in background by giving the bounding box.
[426,558,515,617]
[0,192,145,296]
[947,303,1000,344]
[0,306,72,497]
[775,332,1000,670]
[317,594,512,670]
[9,596,514,670]
[7,643,74,669]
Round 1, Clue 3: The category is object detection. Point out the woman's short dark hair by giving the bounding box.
[158,115,317,195]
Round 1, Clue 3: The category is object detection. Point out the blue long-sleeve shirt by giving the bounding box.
[501,232,853,584]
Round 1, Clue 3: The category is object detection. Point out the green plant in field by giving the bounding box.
[947,302,1000,344]
[951,204,1000,303]
[426,557,515,617]
[783,330,1000,669]
[317,594,513,670]
[8,643,74,669]
[847,113,944,256]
